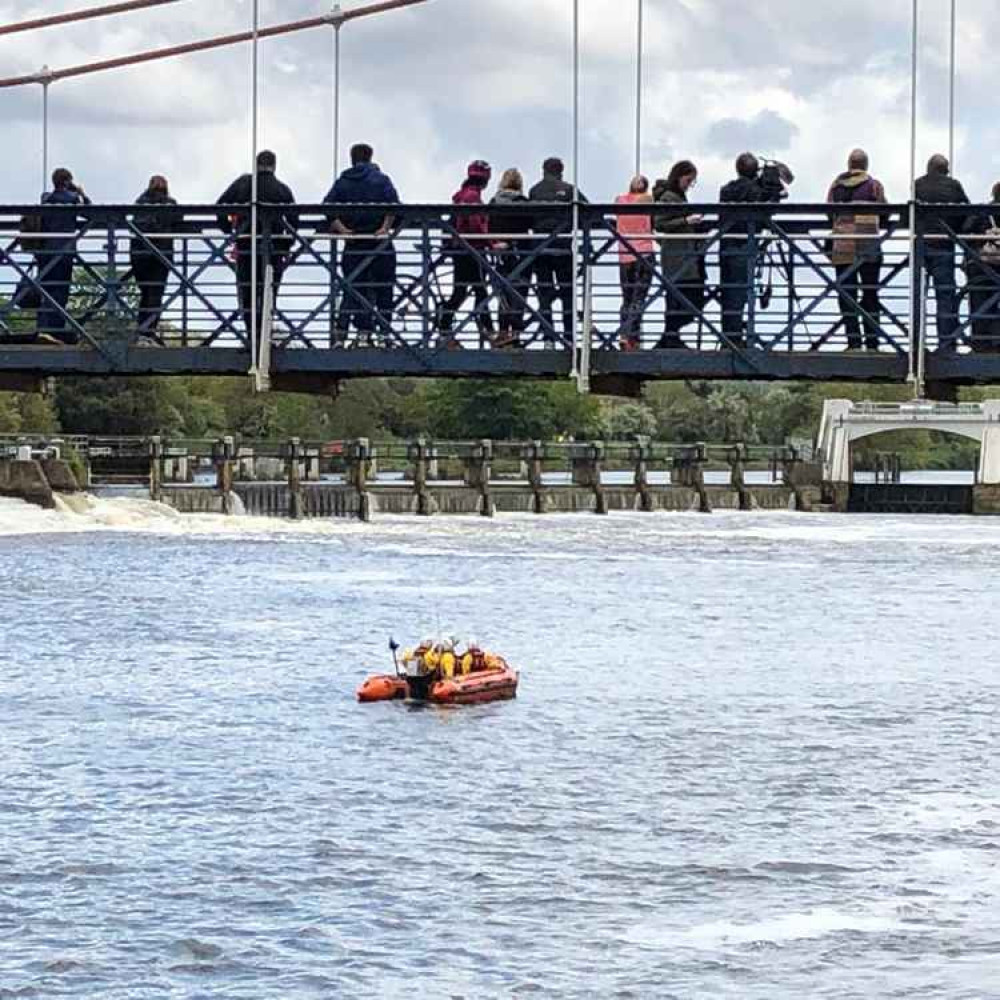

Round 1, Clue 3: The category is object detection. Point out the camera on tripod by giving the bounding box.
[756,158,795,202]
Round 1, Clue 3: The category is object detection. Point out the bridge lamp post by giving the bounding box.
[948,0,956,168]
[34,65,54,196]
[250,0,261,387]
[330,3,344,177]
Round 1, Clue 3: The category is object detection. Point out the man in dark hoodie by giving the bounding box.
[216,150,299,352]
[915,154,970,352]
[718,152,766,348]
[529,157,587,342]
[826,149,888,351]
[324,143,400,345]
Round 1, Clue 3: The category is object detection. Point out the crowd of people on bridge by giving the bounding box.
[5,143,1000,354]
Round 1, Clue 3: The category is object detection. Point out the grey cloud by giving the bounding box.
[703,110,799,158]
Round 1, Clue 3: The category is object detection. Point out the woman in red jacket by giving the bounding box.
[438,160,495,348]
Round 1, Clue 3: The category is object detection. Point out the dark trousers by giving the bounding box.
[36,252,75,343]
[664,263,706,336]
[497,252,529,334]
[132,253,170,335]
[338,242,397,337]
[835,258,881,349]
[923,248,959,349]
[440,249,494,334]
[533,246,573,339]
[720,249,751,339]
[619,255,654,337]
[236,251,285,348]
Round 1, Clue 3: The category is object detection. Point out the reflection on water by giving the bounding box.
[0,501,997,998]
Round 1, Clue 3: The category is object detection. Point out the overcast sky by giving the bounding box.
[2,0,998,206]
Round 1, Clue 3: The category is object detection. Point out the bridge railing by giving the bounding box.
[1,202,998,361]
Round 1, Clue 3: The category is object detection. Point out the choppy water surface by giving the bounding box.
[0,499,998,999]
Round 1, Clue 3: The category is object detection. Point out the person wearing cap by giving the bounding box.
[438,160,495,348]
[529,157,587,343]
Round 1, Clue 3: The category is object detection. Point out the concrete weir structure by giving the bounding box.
[0,446,83,509]
[150,437,799,521]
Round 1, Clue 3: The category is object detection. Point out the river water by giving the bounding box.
[1,497,997,999]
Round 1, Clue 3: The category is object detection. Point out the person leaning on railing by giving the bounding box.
[215,150,299,353]
[437,160,495,349]
[35,167,91,346]
[490,168,535,350]
[963,181,1000,354]
[528,157,587,344]
[718,153,766,349]
[653,159,705,351]
[614,174,655,352]
[914,154,970,353]
[826,148,888,352]
[130,174,181,344]
[323,143,400,348]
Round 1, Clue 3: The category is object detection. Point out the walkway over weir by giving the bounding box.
[817,398,1000,484]
[3,201,1000,394]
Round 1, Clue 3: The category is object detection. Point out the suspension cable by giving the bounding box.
[0,0,429,89]
[0,0,186,37]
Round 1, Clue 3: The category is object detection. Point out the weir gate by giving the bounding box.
[3,202,1000,396]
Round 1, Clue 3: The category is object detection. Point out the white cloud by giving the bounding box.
[1,0,997,204]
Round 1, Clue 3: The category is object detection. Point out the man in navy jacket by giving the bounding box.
[324,144,400,345]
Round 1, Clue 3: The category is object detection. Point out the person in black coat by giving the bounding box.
[718,153,766,348]
[131,175,181,340]
[963,182,1000,353]
[914,154,970,352]
[528,157,587,342]
[36,167,91,344]
[216,150,299,352]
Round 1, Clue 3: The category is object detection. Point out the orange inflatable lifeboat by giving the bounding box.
[357,639,520,706]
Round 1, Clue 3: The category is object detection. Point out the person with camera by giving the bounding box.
[718,152,768,349]
[654,160,705,350]
[826,149,888,351]
[34,167,91,345]
[915,154,970,353]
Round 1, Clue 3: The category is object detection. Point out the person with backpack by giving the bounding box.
[826,149,889,351]
[131,175,182,341]
[915,154,970,352]
[31,167,91,344]
[490,168,535,348]
[216,150,299,354]
[964,182,1000,353]
[437,160,495,349]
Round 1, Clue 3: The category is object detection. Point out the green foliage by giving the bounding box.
[0,391,60,434]
[415,381,602,440]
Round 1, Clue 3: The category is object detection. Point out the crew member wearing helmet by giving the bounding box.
[438,160,495,348]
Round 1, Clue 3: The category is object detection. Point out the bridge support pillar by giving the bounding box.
[462,440,494,517]
[213,436,236,515]
[524,441,550,514]
[673,444,709,513]
[408,438,437,516]
[347,438,374,521]
[286,437,304,520]
[973,484,1000,515]
[727,444,751,510]
[979,426,1000,485]
[631,438,652,512]
[149,436,163,503]
[570,442,607,515]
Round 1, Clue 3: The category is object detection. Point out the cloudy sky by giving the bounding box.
[2,0,998,206]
